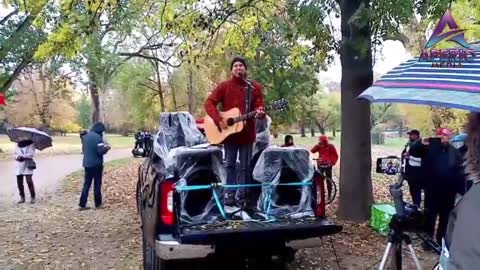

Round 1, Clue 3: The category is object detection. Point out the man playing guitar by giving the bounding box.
[204,57,265,208]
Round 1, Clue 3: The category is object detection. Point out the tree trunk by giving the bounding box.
[338,0,374,221]
[154,63,165,112]
[166,68,178,111]
[316,121,326,135]
[1,56,32,91]
[310,122,315,137]
[170,81,178,111]
[299,120,306,137]
[188,68,194,115]
[398,121,404,137]
[332,129,336,138]
[0,9,19,25]
[89,72,101,124]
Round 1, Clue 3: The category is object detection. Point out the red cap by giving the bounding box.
[437,128,453,137]
[196,118,205,130]
[0,93,5,106]
[319,135,328,143]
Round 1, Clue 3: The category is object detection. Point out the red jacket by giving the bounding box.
[204,76,264,144]
[311,143,339,166]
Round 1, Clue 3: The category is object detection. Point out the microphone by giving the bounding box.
[242,77,253,87]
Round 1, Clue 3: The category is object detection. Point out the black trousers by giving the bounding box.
[79,166,104,208]
[224,143,254,207]
[319,166,333,197]
[17,175,35,199]
[406,176,423,207]
[424,185,456,244]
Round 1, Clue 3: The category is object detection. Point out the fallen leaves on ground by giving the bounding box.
[0,159,143,270]
[0,148,439,270]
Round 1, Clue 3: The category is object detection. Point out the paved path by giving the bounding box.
[0,148,132,204]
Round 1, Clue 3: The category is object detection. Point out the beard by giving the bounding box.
[232,70,246,78]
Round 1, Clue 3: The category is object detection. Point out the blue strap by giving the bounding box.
[175,182,312,191]
[211,188,227,220]
[175,181,313,222]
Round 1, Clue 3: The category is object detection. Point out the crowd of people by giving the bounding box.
[401,128,467,249]
[134,130,153,155]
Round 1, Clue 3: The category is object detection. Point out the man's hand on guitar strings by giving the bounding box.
[255,107,265,118]
[218,119,228,131]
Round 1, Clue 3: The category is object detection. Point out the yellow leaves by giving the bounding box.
[399,104,468,136]
[289,45,309,68]
[34,25,80,60]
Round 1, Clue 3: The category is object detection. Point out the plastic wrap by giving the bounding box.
[151,112,226,224]
[153,112,208,175]
[174,145,226,224]
[252,146,315,218]
[253,115,272,157]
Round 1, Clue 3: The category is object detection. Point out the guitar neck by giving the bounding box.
[232,111,257,124]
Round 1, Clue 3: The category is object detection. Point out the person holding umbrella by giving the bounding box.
[13,139,36,203]
[6,127,53,204]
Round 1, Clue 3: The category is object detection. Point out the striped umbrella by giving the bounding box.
[358,43,480,111]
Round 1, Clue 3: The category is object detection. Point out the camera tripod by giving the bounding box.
[378,215,422,270]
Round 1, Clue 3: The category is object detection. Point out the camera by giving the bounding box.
[376,156,426,232]
[389,180,426,233]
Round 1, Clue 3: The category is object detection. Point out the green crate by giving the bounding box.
[370,204,396,236]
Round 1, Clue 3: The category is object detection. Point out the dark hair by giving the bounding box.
[284,135,293,144]
[464,112,480,182]
[230,57,247,70]
[18,140,33,148]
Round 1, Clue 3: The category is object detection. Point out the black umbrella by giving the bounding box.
[7,127,53,150]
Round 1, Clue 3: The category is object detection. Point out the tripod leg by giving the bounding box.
[379,242,393,270]
[406,244,422,270]
[392,242,402,270]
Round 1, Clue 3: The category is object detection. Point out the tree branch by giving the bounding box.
[118,52,181,67]
[0,9,19,25]
[139,82,157,92]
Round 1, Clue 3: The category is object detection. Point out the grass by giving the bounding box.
[0,133,134,161]
[63,157,136,191]
[273,132,406,150]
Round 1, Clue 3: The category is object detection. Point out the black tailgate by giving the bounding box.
[179,217,342,245]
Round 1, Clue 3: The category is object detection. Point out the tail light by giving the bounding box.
[314,175,326,217]
[160,181,175,225]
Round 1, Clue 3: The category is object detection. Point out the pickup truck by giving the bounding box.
[137,112,342,269]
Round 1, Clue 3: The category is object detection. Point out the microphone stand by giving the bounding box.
[242,77,253,211]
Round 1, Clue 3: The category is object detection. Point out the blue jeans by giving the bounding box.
[79,165,104,207]
[224,143,253,205]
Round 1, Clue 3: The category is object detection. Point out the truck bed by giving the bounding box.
[179,217,342,245]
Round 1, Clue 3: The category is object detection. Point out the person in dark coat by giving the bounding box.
[401,129,426,207]
[134,130,144,150]
[422,128,465,246]
[79,122,111,210]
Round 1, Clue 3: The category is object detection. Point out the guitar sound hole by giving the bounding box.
[226,118,234,126]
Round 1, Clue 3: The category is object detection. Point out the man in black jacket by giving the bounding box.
[422,128,465,245]
[79,122,111,210]
[401,129,426,207]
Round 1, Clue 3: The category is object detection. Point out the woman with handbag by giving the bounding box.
[13,139,36,204]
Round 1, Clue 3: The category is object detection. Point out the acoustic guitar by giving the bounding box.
[204,98,288,144]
